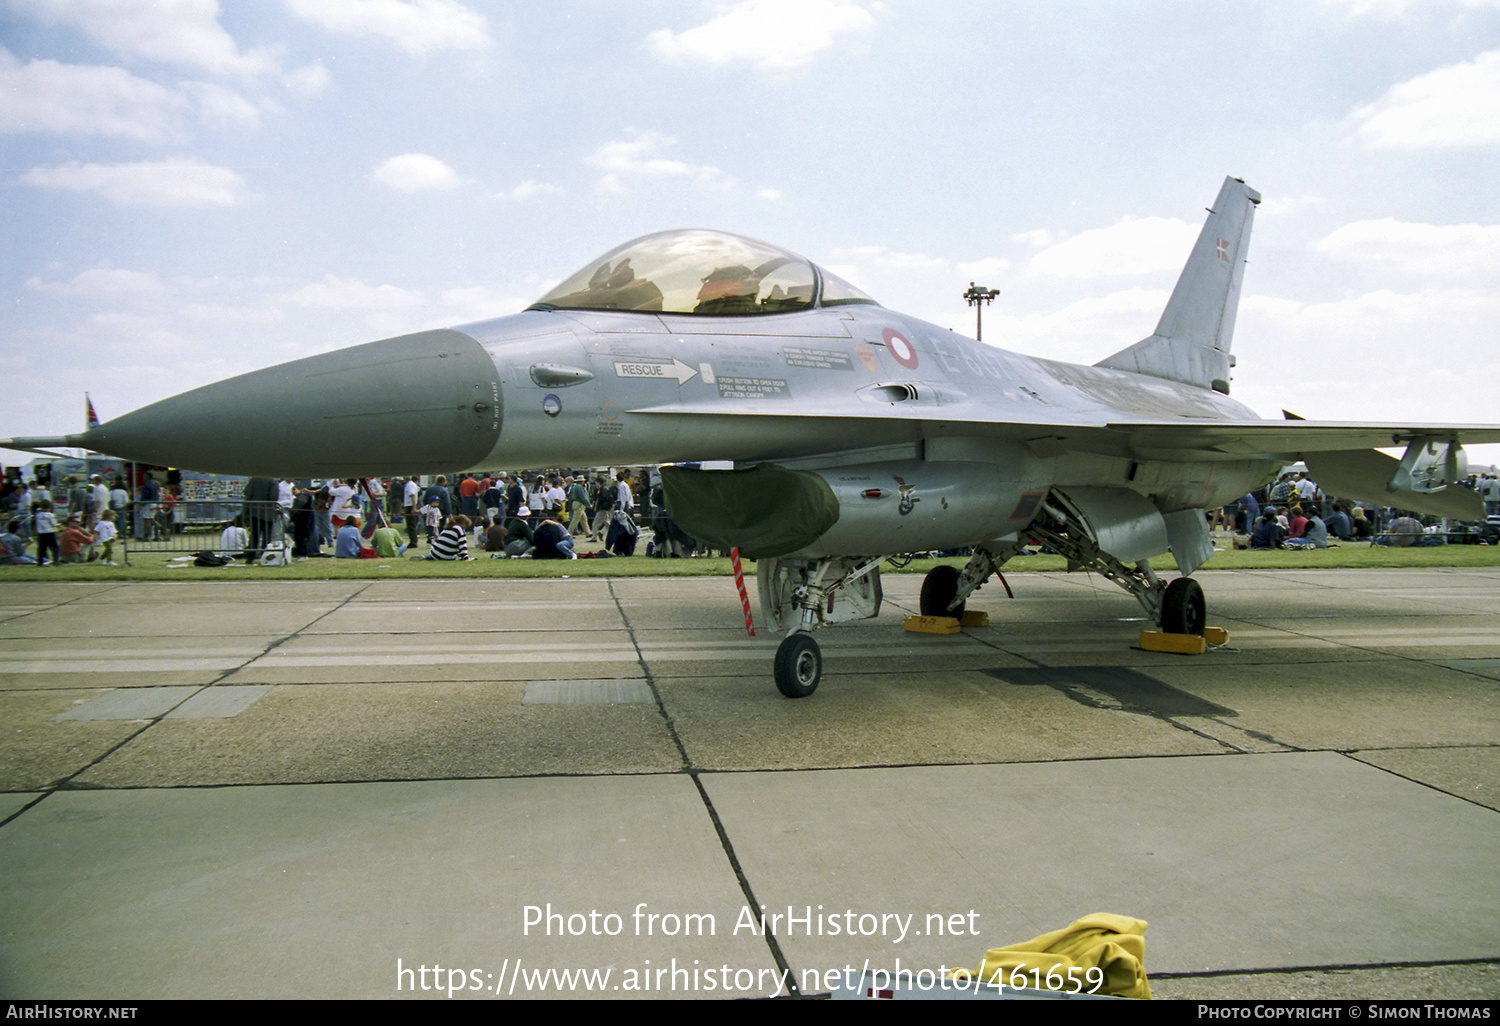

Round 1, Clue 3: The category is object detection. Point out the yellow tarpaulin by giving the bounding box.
[962,912,1151,999]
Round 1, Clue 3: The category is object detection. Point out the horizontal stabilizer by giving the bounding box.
[1305,449,1484,520]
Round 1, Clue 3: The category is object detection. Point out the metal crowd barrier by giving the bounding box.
[122,500,287,556]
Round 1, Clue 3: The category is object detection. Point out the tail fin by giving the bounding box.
[1095,176,1260,394]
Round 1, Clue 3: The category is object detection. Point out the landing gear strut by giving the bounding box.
[919,544,1021,619]
[1026,492,1207,635]
[758,556,885,698]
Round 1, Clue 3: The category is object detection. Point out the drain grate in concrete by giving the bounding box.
[522,679,654,705]
[53,685,273,721]
[53,687,201,721]
[165,685,273,719]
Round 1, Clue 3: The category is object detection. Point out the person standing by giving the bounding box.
[89,475,109,529]
[403,476,422,549]
[505,474,524,519]
[32,500,59,565]
[567,476,589,538]
[135,475,156,539]
[458,473,482,519]
[243,476,280,564]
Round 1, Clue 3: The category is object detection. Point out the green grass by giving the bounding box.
[5,542,1499,582]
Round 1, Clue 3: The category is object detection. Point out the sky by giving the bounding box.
[3,0,1499,471]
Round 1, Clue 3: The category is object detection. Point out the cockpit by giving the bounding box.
[529,229,879,316]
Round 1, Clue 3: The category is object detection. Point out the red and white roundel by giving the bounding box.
[882,328,918,369]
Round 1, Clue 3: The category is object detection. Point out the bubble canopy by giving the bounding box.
[530,229,878,316]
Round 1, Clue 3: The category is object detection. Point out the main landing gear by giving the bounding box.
[1025,493,1208,637]
[758,492,1212,697]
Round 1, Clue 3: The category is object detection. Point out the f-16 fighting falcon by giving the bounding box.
[8,178,1500,697]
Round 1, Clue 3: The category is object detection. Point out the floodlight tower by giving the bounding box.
[963,282,1000,341]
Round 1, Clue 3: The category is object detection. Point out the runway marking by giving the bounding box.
[0,657,257,674]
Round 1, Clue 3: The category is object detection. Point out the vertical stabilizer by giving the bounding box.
[1095,177,1260,394]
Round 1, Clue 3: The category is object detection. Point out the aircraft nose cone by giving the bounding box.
[85,328,503,477]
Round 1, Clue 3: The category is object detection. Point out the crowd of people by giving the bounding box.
[269,467,694,563]
[4,465,1497,566]
[1216,470,1500,550]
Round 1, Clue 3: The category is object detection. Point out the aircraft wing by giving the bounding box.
[627,402,1500,456]
[1098,420,1500,456]
[629,405,1500,519]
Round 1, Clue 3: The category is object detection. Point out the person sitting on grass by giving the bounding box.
[531,518,577,559]
[58,516,98,563]
[425,515,472,561]
[219,515,249,559]
[1284,513,1329,549]
[335,515,365,558]
[0,520,36,564]
[1249,512,1284,549]
[370,522,407,558]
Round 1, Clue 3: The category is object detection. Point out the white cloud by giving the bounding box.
[1314,218,1500,277]
[26,267,170,298]
[284,0,491,57]
[9,0,280,77]
[1322,0,1500,18]
[1346,48,1500,148]
[181,81,267,129]
[989,287,1169,364]
[284,276,427,312]
[500,179,564,201]
[20,158,253,206]
[588,132,731,191]
[957,257,1012,281]
[183,303,286,325]
[0,48,185,138]
[88,311,195,352]
[441,284,544,322]
[647,0,877,71]
[372,153,466,191]
[831,244,949,276]
[1013,228,1053,249]
[283,62,331,97]
[1235,287,1500,426]
[1026,216,1199,277]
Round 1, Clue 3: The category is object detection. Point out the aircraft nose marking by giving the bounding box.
[882,328,919,370]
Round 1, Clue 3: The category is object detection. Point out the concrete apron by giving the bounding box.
[1,568,1498,1000]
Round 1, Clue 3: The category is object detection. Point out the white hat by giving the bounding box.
[517,505,531,516]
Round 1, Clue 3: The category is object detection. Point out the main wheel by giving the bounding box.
[1161,577,1206,635]
[774,633,822,698]
[919,564,965,618]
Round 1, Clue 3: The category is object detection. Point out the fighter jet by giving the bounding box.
[9,177,1499,697]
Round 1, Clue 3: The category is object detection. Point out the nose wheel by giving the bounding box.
[774,633,822,698]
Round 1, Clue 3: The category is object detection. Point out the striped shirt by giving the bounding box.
[429,526,468,561]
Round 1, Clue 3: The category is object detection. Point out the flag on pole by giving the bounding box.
[85,394,100,429]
